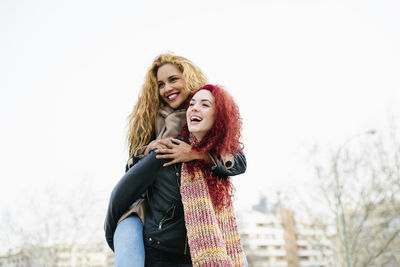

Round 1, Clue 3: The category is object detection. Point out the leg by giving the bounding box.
[244,253,248,267]
[113,215,145,267]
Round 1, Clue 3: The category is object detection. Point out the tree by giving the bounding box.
[311,124,400,267]
[0,179,108,266]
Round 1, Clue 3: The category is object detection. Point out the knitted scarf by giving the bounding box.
[180,152,245,266]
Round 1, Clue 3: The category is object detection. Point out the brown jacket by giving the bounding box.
[119,104,186,224]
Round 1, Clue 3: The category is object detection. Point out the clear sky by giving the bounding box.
[1,0,399,238]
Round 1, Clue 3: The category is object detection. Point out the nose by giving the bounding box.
[164,82,174,92]
[190,103,200,112]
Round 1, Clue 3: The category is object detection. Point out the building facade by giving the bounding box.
[0,242,114,267]
[237,202,335,267]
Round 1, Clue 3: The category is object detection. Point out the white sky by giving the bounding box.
[1,0,400,228]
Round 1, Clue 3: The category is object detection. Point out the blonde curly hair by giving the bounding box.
[127,53,208,157]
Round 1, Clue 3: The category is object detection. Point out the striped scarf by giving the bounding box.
[180,163,245,267]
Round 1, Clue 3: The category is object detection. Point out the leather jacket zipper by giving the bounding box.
[175,165,181,188]
[184,235,188,255]
[158,205,176,230]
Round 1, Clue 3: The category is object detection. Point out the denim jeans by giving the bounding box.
[113,215,145,267]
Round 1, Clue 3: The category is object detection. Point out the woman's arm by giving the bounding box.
[105,151,164,251]
[209,149,246,177]
[125,139,173,172]
[155,138,247,177]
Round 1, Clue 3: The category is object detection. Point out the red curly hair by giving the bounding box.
[181,84,243,209]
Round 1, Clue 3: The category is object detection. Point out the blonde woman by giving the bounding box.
[105,54,246,267]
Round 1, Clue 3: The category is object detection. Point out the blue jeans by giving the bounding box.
[113,215,145,267]
[244,253,248,267]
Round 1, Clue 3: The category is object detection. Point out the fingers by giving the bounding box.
[163,160,177,167]
[158,139,175,149]
[155,148,174,154]
[155,153,175,159]
[159,138,185,146]
[153,138,192,167]
[155,153,179,166]
[169,138,184,145]
[151,144,167,152]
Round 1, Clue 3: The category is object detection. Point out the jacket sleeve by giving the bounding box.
[125,145,149,172]
[211,150,247,178]
[104,150,163,251]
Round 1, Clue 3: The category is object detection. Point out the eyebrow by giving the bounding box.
[158,75,179,83]
[190,98,213,104]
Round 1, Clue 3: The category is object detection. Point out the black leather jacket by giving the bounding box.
[104,150,246,254]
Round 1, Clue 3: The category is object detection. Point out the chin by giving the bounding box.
[188,127,198,135]
[170,101,183,109]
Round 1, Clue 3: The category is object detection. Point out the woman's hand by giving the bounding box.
[155,138,210,167]
[144,139,169,156]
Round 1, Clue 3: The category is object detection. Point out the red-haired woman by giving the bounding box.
[105,85,246,266]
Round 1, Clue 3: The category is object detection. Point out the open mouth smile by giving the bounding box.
[166,93,179,101]
[190,115,202,124]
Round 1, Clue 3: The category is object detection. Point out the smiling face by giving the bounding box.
[187,89,216,141]
[157,63,191,109]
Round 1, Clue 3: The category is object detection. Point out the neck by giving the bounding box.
[192,133,203,142]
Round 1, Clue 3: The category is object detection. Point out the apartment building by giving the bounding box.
[0,242,114,267]
[0,251,30,267]
[237,199,334,267]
